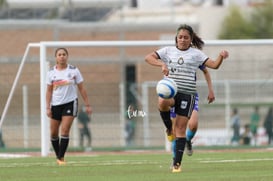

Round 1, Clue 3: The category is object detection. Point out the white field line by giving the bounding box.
[200,158,273,163]
[0,153,30,158]
[0,158,162,168]
[68,160,160,166]
[0,162,54,168]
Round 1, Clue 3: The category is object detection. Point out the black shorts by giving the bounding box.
[51,99,78,121]
[174,92,196,118]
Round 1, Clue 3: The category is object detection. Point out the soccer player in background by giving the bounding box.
[145,24,228,172]
[46,47,92,165]
[249,106,260,145]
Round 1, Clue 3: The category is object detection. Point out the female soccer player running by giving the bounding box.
[145,24,228,172]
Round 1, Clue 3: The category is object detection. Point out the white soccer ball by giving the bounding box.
[156,78,177,99]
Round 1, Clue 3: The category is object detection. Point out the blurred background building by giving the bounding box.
[0,0,272,152]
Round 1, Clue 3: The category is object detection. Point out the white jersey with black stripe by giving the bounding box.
[47,64,84,106]
[156,46,208,95]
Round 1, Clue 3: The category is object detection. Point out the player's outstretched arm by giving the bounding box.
[145,52,164,66]
[205,50,229,69]
[145,52,169,76]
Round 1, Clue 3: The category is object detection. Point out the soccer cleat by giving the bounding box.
[186,140,193,156]
[172,163,182,173]
[166,129,175,142]
[56,159,66,166]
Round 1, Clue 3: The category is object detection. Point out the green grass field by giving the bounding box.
[0,148,273,181]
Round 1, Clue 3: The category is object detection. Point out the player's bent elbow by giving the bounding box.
[210,62,221,69]
[144,55,151,63]
[213,65,220,69]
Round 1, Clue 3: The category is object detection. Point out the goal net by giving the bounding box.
[0,40,273,156]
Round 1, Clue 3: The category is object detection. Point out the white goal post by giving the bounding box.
[1,39,273,156]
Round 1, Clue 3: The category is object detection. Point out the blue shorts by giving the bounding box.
[170,94,199,118]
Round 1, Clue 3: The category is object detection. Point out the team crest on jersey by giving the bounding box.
[177,57,184,65]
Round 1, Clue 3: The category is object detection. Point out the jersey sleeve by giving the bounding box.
[195,49,208,66]
[198,64,206,71]
[75,68,84,84]
[46,71,53,85]
[155,47,169,64]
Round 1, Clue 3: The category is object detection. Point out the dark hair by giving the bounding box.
[55,47,68,57]
[176,24,204,50]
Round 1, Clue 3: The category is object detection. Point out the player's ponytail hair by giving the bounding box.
[176,24,204,50]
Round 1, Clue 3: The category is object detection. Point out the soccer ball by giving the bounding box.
[156,77,177,99]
